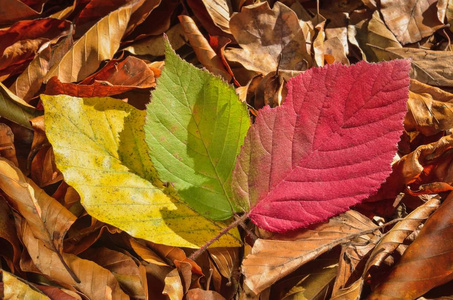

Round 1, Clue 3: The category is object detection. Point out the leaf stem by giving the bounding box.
[189,212,250,261]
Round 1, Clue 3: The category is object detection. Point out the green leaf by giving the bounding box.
[42,95,241,248]
[0,82,41,129]
[145,40,250,221]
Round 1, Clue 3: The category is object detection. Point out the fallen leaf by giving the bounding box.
[199,0,232,34]
[186,288,226,300]
[17,218,129,299]
[380,0,447,44]
[270,258,338,300]
[233,60,411,232]
[405,79,453,136]
[45,56,156,97]
[44,5,132,83]
[225,2,312,75]
[242,210,376,295]
[0,82,41,129]
[365,196,440,273]
[2,270,50,300]
[0,18,71,80]
[369,191,453,299]
[10,24,74,101]
[42,95,241,248]
[349,10,402,62]
[123,24,187,57]
[145,38,250,220]
[382,47,453,87]
[0,0,43,25]
[0,123,18,166]
[179,15,232,81]
[0,196,21,273]
[81,247,147,299]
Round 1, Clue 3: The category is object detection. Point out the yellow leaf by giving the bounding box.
[2,271,50,300]
[42,95,241,248]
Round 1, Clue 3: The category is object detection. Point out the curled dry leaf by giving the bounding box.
[369,191,453,299]
[0,196,21,272]
[405,79,453,136]
[17,218,129,300]
[382,47,453,87]
[0,18,71,79]
[45,56,156,97]
[196,0,232,34]
[179,15,232,81]
[44,5,132,83]
[241,210,376,295]
[0,123,18,166]
[163,261,192,300]
[365,197,441,273]
[10,23,74,101]
[81,247,147,299]
[123,24,187,57]
[380,0,447,44]
[28,116,62,187]
[225,2,312,75]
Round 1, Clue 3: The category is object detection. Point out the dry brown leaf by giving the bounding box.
[128,238,169,266]
[199,0,232,34]
[10,25,74,101]
[405,79,453,136]
[2,270,50,300]
[380,0,447,44]
[242,210,377,295]
[28,116,62,187]
[382,47,453,87]
[313,14,327,67]
[330,279,363,300]
[163,261,193,300]
[365,197,441,273]
[0,123,18,166]
[0,0,42,26]
[208,247,240,282]
[225,1,312,75]
[332,233,380,295]
[44,5,132,83]
[0,157,75,252]
[18,219,129,299]
[0,196,21,273]
[448,0,453,30]
[349,10,402,62]
[369,192,453,299]
[186,288,226,300]
[81,247,147,299]
[179,15,232,81]
[123,24,187,57]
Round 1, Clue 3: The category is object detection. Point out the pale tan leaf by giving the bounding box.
[330,279,363,300]
[2,271,50,300]
[208,247,240,281]
[179,15,232,81]
[45,5,132,83]
[18,219,129,300]
[242,211,377,295]
[365,197,441,272]
[382,48,453,87]
[186,288,226,300]
[380,0,447,44]
[123,24,187,57]
[200,0,232,34]
[406,79,453,136]
[225,2,312,74]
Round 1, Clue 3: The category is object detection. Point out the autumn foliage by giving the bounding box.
[0,0,453,299]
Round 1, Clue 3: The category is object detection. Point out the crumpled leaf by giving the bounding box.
[405,79,453,136]
[0,18,71,80]
[145,39,250,220]
[369,191,453,299]
[2,271,50,300]
[380,0,447,44]
[17,218,129,300]
[44,5,132,83]
[179,15,232,81]
[42,95,241,248]
[382,47,453,87]
[45,56,156,97]
[0,83,41,130]
[233,60,411,232]
[225,2,312,75]
[242,211,376,295]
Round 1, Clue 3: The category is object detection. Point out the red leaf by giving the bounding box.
[233,60,411,232]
